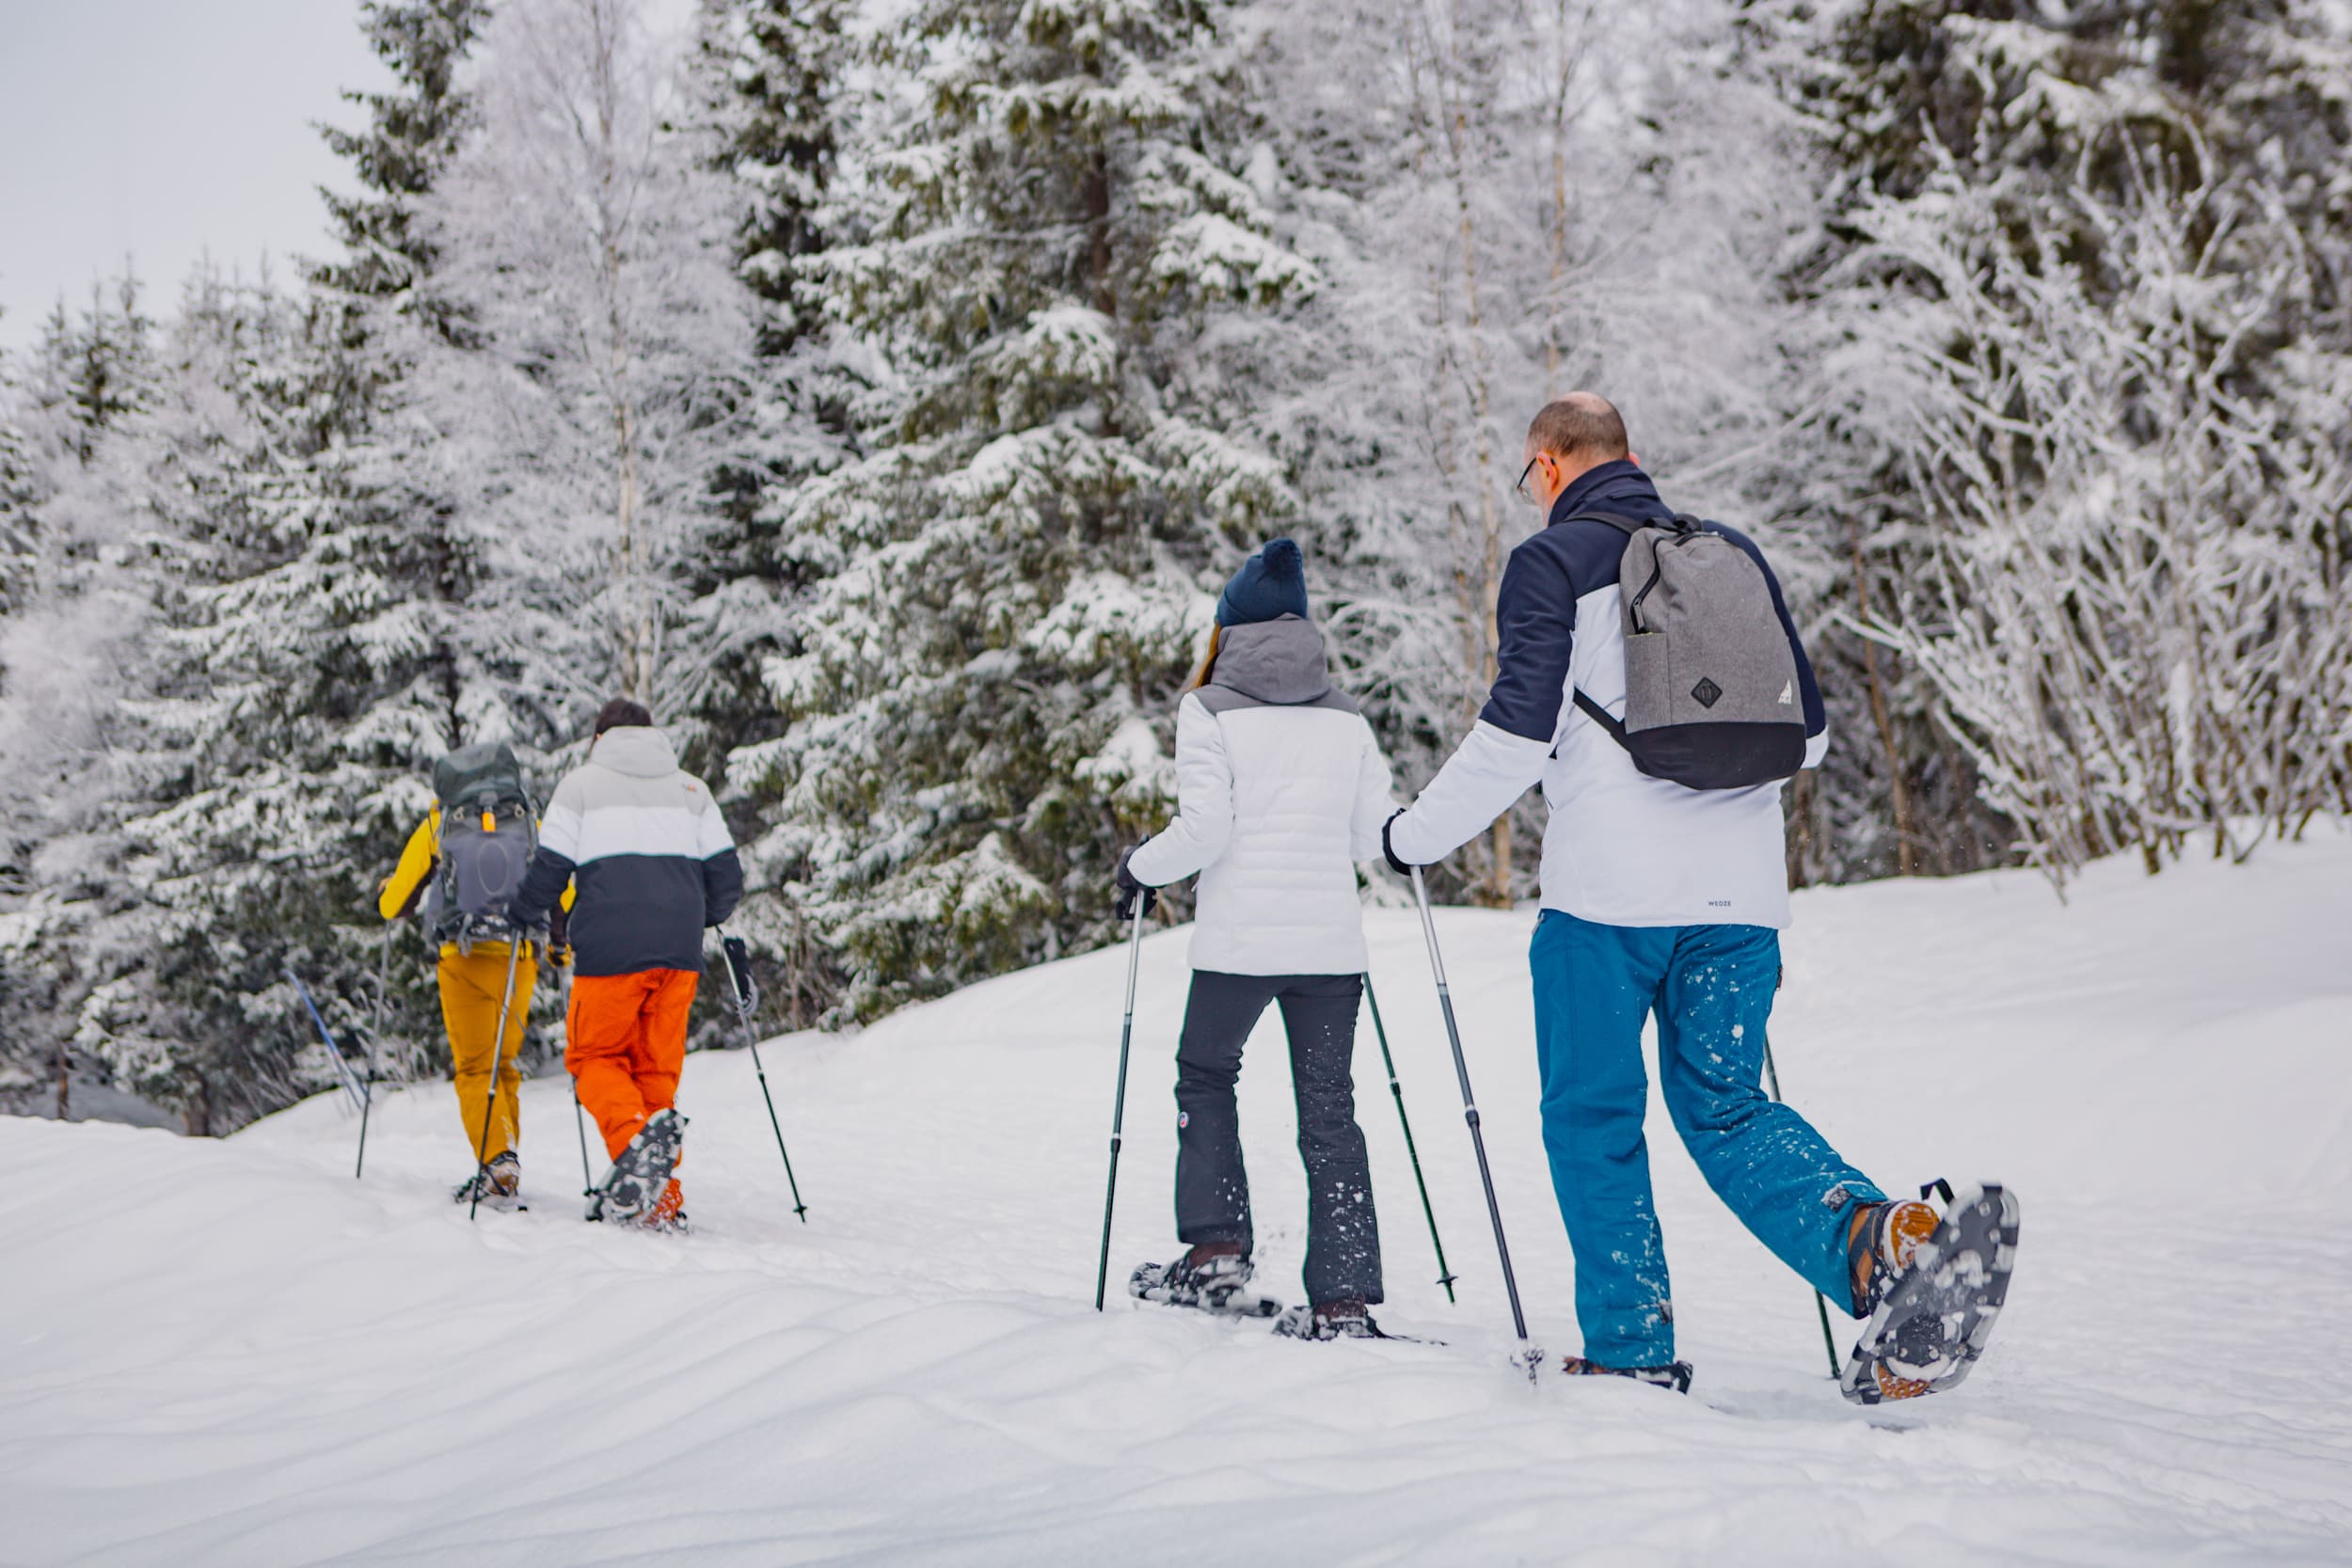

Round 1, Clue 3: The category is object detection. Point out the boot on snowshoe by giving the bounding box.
[1129,1244,1279,1318]
[1559,1355,1692,1394]
[453,1150,521,1207]
[630,1178,690,1234]
[1841,1182,2020,1406]
[1845,1194,1942,1317]
[586,1108,687,1224]
[1271,1298,1397,1341]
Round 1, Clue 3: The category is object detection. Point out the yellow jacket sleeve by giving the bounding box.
[378,811,440,921]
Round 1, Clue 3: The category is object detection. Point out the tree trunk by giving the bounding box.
[1849,520,1915,876]
[1440,1,1512,907]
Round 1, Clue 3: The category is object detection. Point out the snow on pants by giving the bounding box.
[567,968,698,1161]
[1173,970,1383,1307]
[1529,911,1883,1367]
[439,943,538,1165]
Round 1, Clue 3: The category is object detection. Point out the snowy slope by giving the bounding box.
[5,832,2351,1567]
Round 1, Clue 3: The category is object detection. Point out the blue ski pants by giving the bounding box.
[1529,911,1883,1367]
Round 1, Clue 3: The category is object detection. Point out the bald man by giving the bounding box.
[1382,395,1951,1397]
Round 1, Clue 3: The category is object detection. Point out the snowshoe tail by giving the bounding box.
[1841,1182,2019,1406]
[589,1109,688,1224]
[1128,1256,1281,1319]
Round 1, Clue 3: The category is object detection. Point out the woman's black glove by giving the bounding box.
[1382,809,1418,877]
[1115,845,1158,921]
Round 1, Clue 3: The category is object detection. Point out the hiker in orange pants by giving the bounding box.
[508,698,743,1228]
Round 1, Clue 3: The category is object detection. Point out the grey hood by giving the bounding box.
[1212,615,1339,705]
[587,725,680,779]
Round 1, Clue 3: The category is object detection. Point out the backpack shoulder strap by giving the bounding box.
[1561,510,1651,537]
[1567,689,1632,758]
[1549,514,1649,758]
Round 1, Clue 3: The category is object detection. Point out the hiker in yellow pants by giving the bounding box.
[379,804,571,1203]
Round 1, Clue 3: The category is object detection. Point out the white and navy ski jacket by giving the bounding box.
[1387,461,1827,929]
[507,726,743,976]
[1128,616,1396,976]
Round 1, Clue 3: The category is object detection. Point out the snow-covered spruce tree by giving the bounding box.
[0,274,369,1132]
[1790,0,2352,877]
[741,0,1314,1018]
[681,0,864,1026]
[413,0,764,732]
[284,0,521,1087]
[0,277,165,1118]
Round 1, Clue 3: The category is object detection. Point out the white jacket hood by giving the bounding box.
[589,725,679,779]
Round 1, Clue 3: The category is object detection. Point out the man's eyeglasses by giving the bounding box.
[1515,455,1543,505]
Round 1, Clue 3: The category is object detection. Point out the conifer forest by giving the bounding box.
[3,0,2346,1133]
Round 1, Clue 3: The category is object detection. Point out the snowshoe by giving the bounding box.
[1841,1182,2020,1406]
[1270,1301,1422,1342]
[1129,1249,1280,1318]
[1559,1355,1692,1394]
[586,1109,687,1224]
[453,1151,523,1209]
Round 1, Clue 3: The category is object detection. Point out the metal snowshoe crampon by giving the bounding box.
[1129,1249,1280,1318]
[1841,1182,2020,1405]
[586,1109,687,1225]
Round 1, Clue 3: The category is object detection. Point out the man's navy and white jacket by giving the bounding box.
[508,725,744,975]
[1127,616,1396,976]
[1387,460,1827,928]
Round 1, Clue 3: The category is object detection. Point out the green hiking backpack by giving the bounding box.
[429,742,541,949]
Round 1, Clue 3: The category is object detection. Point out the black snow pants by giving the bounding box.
[1173,970,1382,1307]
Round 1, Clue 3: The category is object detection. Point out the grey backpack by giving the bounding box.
[429,743,541,947]
[1568,512,1807,790]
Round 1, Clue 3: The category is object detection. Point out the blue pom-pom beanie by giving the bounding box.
[1215,538,1309,626]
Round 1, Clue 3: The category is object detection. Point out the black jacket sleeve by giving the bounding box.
[701,847,745,927]
[507,847,577,932]
[1477,538,1581,742]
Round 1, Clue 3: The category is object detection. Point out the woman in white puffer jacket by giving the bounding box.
[1117,538,1400,1339]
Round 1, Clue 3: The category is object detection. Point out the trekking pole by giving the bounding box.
[561,962,596,1197]
[1407,867,1542,1381]
[718,930,809,1222]
[358,924,398,1179]
[1362,972,1456,1302]
[574,1085,596,1196]
[467,936,525,1223]
[1093,902,1148,1311]
[287,968,372,1178]
[1761,1040,1841,1378]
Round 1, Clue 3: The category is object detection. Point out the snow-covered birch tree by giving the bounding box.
[415,0,764,729]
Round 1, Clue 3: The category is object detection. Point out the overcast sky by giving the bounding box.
[0,0,391,346]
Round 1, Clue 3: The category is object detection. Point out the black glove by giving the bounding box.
[1115,846,1158,921]
[721,933,758,1016]
[1382,809,1418,877]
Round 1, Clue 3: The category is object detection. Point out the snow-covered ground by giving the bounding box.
[7,832,2351,1567]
